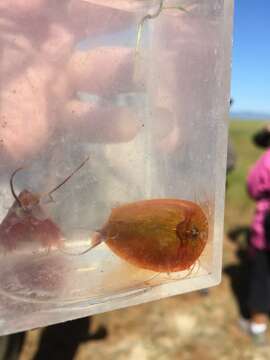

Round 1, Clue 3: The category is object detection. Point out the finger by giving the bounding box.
[0,20,37,83]
[80,0,146,11]
[150,107,181,154]
[68,47,140,96]
[63,99,141,143]
[1,1,133,40]
[68,0,133,39]
[0,0,46,17]
[0,71,50,165]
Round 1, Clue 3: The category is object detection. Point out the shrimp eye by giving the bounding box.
[188,225,200,239]
[176,221,199,243]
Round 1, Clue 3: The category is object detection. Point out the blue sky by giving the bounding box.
[231,0,270,114]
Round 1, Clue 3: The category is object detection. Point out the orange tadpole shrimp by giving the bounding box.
[94,199,209,273]
[0,157,89,252]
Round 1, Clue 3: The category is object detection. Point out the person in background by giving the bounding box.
[226,129,236,189]
[227,137,236,175]
[240,127,270,345]
[253,125,270,149]
[227,99,236,176]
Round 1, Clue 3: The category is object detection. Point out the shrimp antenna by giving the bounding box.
[135,1,188,53]
[59,231,103,256]
[136,0,164,53]
[46,156,90,199]
[10,167,24,207]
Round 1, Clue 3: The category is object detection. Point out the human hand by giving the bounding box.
[0,0,142,167]
[0,0,218,172]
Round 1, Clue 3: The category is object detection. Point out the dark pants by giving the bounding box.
[248,250,270,314]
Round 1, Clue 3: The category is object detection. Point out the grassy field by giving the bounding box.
[225,120,268,232]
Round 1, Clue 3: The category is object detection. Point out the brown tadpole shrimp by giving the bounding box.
[0,157,89,252]
[92,198,209,274]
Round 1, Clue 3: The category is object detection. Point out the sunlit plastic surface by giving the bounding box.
[0,0,233,335]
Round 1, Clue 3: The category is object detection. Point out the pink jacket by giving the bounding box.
[247,148,270,250]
